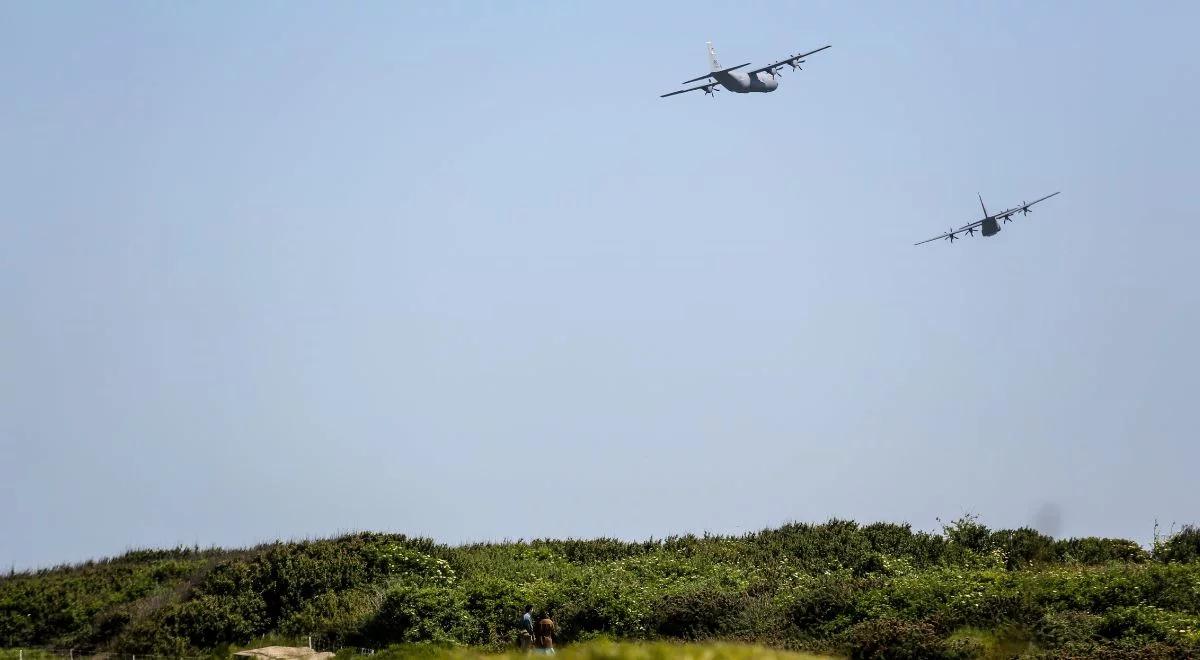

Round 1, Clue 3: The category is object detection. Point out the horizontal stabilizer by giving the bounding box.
[681,62,750,85]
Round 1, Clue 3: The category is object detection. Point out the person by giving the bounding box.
[535,611,556,655]
[519,605,535,650]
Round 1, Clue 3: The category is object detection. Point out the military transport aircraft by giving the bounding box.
[660,42,831,98]
[914,192,1061,246]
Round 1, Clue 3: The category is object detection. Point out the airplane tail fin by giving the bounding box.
[707,41,721,71]
[978,193,988,217]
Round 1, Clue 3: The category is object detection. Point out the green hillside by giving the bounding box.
[3,517,1198,659]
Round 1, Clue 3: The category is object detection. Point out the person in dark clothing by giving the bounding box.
[535,611,556,654]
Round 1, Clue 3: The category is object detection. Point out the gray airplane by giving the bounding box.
[660,42,831,98]
[915,192,1061,245]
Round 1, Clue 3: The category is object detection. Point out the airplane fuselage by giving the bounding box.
[713,70,779,93]
[981,217,1001,236]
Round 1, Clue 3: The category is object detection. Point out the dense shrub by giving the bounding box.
[1155,526,1200,564]
[3,518,1198,657]
[1097,605,1200,646]
[165,593,265,649]
[279,588,379,646]
[786,575,864,635]
[1034,610,1102,647]
[842,619,974,660]
[990,528,1057,568]
[1027,640,1192,659]
[650,587,743,639]
[1057,537,1150,564]
[940,515,992,554]
[365,586,469,645]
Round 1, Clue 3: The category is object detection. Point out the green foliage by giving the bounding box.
[785,573,865,636]
[2,518,1198,658]
[1034,610,1102,647]
[331,640,837,660]
[1097,605,1200,646]
[368,543,457,585]
[1154,525,1200,565]
[366,586,470,645]
[991,528,1057,569]
[279,588,379,645]
[941,515,992,554]
[1056,537,1150,565]
[842,619,973,660]
[648,586,743,639]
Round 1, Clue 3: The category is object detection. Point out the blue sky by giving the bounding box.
[2,1,1198,569]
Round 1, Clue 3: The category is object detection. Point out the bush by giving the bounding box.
[366,586,470,645]
[650,587,743,639]
[1097,605,1200,646]
[786,575,864,635]
[1029,640,1195,659]
[940,515,992,554]
[4,518,1198,655]
[279,588,379,646]
[1154,526,1200,564]
[111,614,192,655]
[459,577,525,647]
[1034,611,1102,647]
[843,619,971,660]
[165,593,266,649]
[1056,537,1150,564]
[990,528,1057,569]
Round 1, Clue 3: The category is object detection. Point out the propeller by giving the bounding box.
[1020,201,1033,216]
[770,66,783,78]
[703,84,718,97]
[788,59,806,71]
[965,226,977,236]
[1001,214,1013,223]
[944,229,958,243]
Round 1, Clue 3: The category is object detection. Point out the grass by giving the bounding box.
[946,626,1036,659]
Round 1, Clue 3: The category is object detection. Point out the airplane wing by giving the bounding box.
[681,63,751,85]
[976,192,1062,225]
[748,45,832,76]
[922,192,1060,244]
[915,220,983,246]
[660,81,724,98]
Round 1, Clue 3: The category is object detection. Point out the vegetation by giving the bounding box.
[2,517,1198,659]
[333,640,835,660]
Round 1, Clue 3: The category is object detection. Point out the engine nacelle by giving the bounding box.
[753,72,780,92]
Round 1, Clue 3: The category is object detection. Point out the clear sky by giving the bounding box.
[2,1,1198,570]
